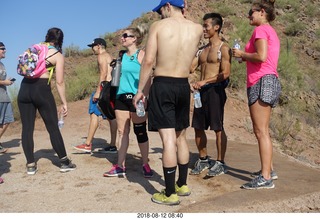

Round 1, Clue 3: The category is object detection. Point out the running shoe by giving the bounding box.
[241,174,275,190]
[175,184,191,196]
[189,158,211,175]
[73,143,92,153]
[103,164,126,177]
[151,190,180,206]
[251,169,278,180]
[60,157,76,173]
[26,163,38,175]
[95,145,117,154]
[206,161,227,177]
[143,164,154,178]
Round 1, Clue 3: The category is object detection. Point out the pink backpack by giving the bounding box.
[17,43,49,78]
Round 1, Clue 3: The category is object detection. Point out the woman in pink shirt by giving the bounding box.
[233,0,281,189]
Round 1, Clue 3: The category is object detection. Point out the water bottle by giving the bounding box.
[111,58,121,87]
[58,113,64,129]
[233,39,242,62]
[136,100,145,117]
[193,90,202,108]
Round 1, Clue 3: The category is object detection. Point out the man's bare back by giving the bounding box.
[145,16,202,79]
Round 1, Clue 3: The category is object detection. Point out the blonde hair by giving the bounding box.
[126,24,148,46]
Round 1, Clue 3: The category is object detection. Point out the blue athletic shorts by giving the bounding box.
[89,92,106,119]
[0,102,14,124]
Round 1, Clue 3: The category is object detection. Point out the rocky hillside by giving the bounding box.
[63,0,320,168]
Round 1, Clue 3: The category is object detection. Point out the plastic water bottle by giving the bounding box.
[111,58,121,87]
[58,113,64,129]
[193,90,202,108]
[233,39,242,62]
[136,100,145,117]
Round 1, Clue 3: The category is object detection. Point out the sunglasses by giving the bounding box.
[122,33,135,39]
[0,48,6,50]
[248,9,260,17]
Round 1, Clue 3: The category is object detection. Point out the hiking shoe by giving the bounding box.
[0,177,3,184]
[73,143,92,153]
[60,157,76,173]
[189,158,211,175]
[241,174,275,190]
[26,163,38,175]
[0,144,7,153]
[206,161,227,177]
[103,164,126,177]
[251,170,278,180]
[143,164,154,178]
[95,145,117,154]
[151,190,180,205]
[175,184,191,196]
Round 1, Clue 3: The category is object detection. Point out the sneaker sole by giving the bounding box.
[27,170,38,175]
[241,184,275,190]
[73,147,91,153]
[151,198,180,206]
[103,173,126,177]
[92,149,117,154]
[60,168,76,173]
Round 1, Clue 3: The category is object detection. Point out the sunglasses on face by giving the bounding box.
[122,33,135,39]
[0,48,6,50]
[248,9,260,17]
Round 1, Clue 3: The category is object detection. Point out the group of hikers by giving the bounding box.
[0,0,281,206]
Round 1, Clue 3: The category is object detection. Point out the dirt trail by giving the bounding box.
[0,97,319,213]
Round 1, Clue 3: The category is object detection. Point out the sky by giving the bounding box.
[1,0,159,89]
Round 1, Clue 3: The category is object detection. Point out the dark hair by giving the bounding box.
[45,27,64,52]
[252,0,276,22]
[203,13,223,33]
[126,24,148,46]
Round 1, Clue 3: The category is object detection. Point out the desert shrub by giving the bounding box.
[66,62,99,101]
[284,22,305,36]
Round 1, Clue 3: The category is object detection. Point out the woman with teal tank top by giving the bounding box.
[103,24,154,178]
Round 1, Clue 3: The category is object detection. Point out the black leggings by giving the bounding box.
[17,78,67,164]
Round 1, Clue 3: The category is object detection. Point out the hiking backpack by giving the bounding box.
[17,43,50,78]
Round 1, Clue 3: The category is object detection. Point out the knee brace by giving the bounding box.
[133,122,148,143]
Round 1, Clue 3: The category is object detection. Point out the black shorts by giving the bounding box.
[247,74,281,108]
[115,93,136,112]
[192,83,227,131]
[148,76,190,132]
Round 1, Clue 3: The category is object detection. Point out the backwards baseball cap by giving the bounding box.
[0,42,5,47]
[152,0,185,14]
[87,38,106,47]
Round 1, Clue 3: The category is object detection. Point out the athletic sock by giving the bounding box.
[163,166,176,197]
[176,163,188,187]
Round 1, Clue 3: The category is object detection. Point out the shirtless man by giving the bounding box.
[189,13,231,177]
[74,38,117,153]
[133,0,202,205]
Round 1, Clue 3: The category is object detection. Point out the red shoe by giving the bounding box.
[73,143,92,152]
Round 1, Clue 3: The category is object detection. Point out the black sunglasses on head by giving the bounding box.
[248,9,260,17]
[122,33,135,39]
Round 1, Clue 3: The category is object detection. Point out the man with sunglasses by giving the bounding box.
[133,0,202,205]
[0,42,15,154]
[74,38,117,154]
